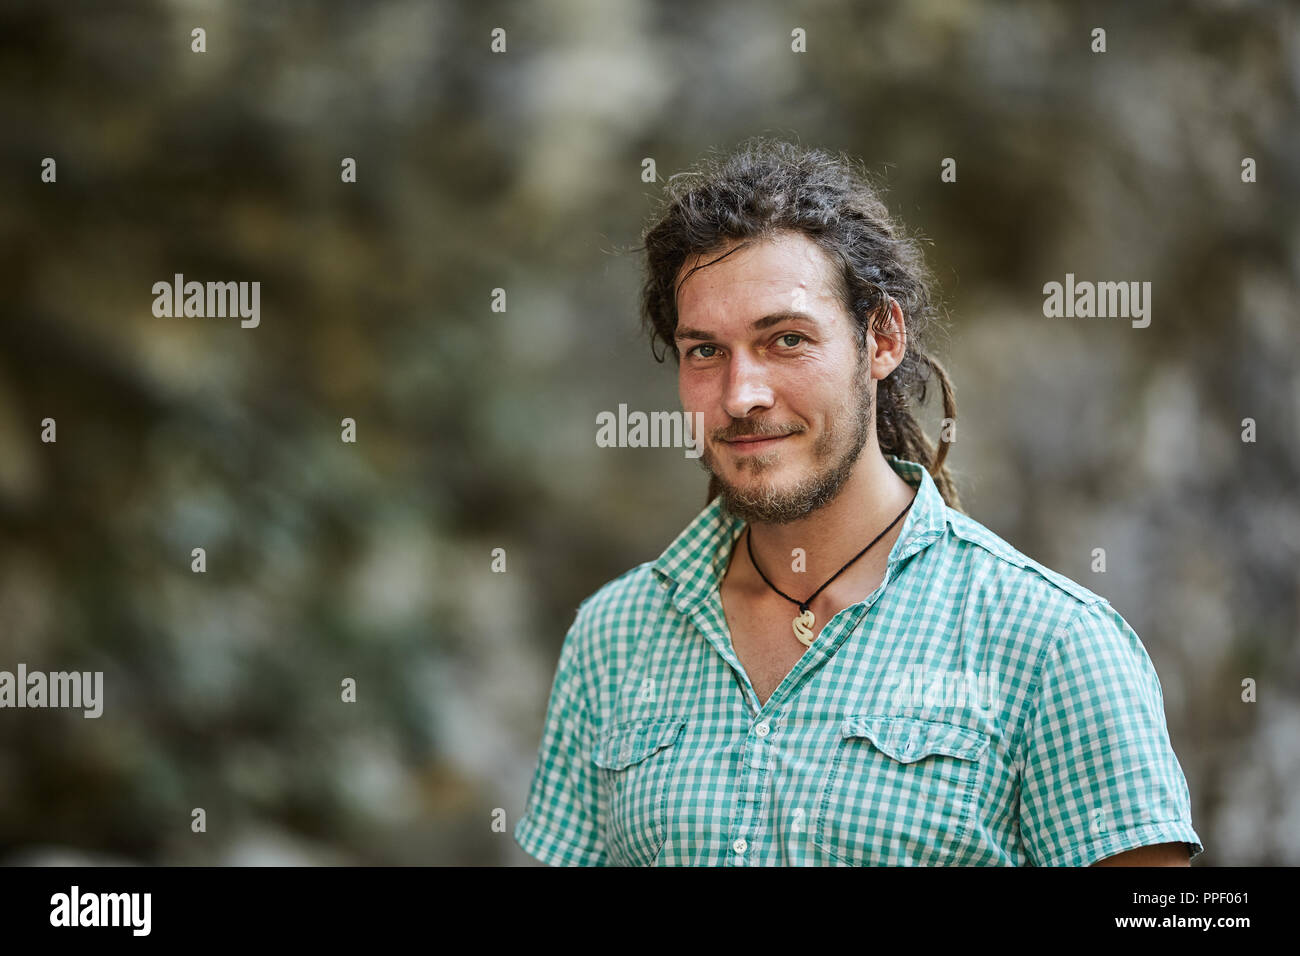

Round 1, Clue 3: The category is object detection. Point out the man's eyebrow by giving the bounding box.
[673,310,823,342]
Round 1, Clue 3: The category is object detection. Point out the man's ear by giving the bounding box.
[868,297,906,379]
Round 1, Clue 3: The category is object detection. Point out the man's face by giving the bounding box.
[674,231,882,524]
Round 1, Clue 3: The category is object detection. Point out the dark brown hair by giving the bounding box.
[634,135,963,512]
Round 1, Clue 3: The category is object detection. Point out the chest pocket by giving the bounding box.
[814,714,989,866]
[593,716,686,866]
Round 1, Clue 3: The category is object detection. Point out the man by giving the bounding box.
[514,137,1203,866]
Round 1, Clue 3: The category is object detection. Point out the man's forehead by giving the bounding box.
[675,232,840,316]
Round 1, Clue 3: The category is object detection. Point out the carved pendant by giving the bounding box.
[792,608,816,647]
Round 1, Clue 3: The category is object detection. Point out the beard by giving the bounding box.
[698,366,874,525]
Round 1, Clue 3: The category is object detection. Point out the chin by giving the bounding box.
[726,471,790,496]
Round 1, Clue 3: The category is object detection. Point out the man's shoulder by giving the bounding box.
[550,562,665,692]
[571,560,665,632]
[941,507,1107,611]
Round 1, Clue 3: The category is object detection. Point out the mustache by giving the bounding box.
[715,422,806,441]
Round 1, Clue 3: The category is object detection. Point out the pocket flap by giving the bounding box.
[842,714,988,764]
[594,716,687,771]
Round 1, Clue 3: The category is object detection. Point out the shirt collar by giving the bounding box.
[651,455,949,606]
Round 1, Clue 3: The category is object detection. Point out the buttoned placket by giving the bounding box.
[707,563,906,866]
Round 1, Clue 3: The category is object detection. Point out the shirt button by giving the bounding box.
[733,838,747,854]
[754,721,769,737]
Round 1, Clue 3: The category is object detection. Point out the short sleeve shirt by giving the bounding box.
[514,455,1204,866]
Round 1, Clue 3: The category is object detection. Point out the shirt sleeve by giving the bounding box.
[1017,600,1204,866]
[513,604,608,866]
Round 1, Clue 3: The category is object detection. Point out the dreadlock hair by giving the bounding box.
[633,135,963,513]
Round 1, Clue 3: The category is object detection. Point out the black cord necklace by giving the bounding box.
[745,493,916,647]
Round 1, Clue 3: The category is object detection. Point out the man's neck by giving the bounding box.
[739,453,918,598]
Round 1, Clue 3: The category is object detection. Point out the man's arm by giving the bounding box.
[1018,602,1204,867]
[513,605,609,866]
[1091,842,1190,866]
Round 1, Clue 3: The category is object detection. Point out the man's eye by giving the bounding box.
[779,333,804,348]
[688,344,718,359]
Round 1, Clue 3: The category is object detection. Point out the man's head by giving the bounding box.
[637,136,963,513]
[672,231,904,524]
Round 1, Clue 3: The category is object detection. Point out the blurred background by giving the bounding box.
[0,0,1296,865]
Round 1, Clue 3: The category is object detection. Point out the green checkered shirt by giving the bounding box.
[515,454,1204,866]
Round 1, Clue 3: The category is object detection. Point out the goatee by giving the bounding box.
[700,375,874,525]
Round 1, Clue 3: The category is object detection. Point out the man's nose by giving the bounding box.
[721,349,774,420]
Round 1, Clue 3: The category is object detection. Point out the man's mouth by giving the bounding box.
[724,433,793,453]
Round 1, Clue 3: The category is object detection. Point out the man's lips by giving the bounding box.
[723,433,794,452]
